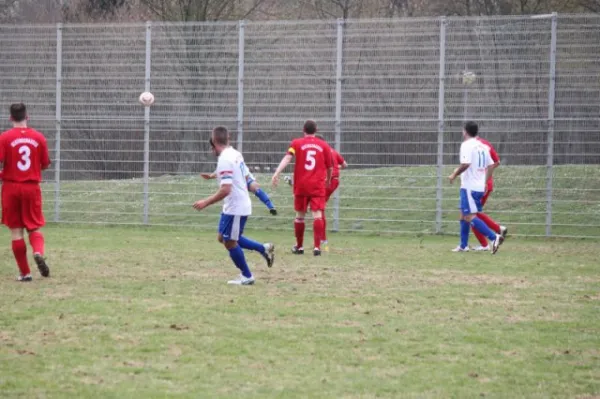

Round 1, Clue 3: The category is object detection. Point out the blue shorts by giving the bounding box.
[459,188,484,216]
[218,214,248,241]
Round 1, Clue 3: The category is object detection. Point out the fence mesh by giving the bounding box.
[0,15,598,237]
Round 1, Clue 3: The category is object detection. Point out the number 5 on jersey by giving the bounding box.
[305,150,316,170]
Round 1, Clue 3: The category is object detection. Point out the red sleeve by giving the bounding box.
[490,146,500,163]
[287,139,298,157]
[40,137,51,170]
[335,151,345,165]
[0,135,5,163]
[324,143,333,168]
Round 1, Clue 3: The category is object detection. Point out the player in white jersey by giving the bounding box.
[193,126,275,285]
[449,122,504,254]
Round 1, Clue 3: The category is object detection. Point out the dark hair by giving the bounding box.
[10,103,27,122]
[303,120,317,135]
[212,126,229,145]
[314,134,326,142]
[464,121,478,137]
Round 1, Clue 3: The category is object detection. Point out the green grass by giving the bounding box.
[41,165,600,238]
[1,226,599,398]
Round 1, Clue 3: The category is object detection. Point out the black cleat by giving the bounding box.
[269,208,277,216]
[291,246,304,255]
[17,274,33,282]
[313,248,321,256]
[34,254,50,277]
[263,243,275,268]
[491,235,504,255]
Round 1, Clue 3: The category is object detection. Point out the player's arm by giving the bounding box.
[200,172,217,180]
[449,143,470,183]
[485,151,497,183]
[325,145,333,186]
[193,162,233,210]
[337,152,348,169]
[272,144,295,187]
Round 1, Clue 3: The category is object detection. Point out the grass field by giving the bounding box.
[41,165,600,238]
[1,225,599,398]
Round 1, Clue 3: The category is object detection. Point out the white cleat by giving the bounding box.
[472,245,490,252]
[227,274,255,285]
[491,235,504,255]
[452,246,469,253]
[263,243,275,268]
[500,226,508,239]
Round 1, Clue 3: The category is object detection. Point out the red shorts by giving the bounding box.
[1,182,45,230]
[294,195,326,213]
[325,178,340,202]
[481,190,492,207]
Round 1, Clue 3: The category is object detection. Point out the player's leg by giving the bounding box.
[293,197,307,254]
[2,184,32,281]
[22,184,49,277]
[247,179,277,215]
[453,190,471,252]
[238,228,275,268]
[321,179,340,251]
[464,190,503,255]
[310,197,327,256]
[218,214,254,285]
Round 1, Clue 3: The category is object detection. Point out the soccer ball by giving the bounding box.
[139,91,155,107]
[462,71,476,85]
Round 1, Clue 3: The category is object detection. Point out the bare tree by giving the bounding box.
[578,0,600,11]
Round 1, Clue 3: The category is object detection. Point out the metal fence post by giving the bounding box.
[435,17,447,234]
[546,13,557,236]
[237,20,245,152]
[143,21,152,224]
[333,18,344,233]
[54,23,62,223]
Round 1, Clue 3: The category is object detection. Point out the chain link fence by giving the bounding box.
[0,15,598,237]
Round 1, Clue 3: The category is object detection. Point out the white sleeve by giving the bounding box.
[485,148,495,167]
[459,142,471,164]
[216,157,234,185]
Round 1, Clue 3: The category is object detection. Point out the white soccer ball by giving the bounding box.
[462,71,476,85]
[139,91,155,107]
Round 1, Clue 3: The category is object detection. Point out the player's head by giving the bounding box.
[210,126,229,156]
[463,121,478,139]
[314,133,326,142]
[9,103,28,124]
[303,120,317,136]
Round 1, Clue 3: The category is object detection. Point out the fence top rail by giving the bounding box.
[1,13,600,30]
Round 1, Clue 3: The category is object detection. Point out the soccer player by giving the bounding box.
[193,126,275,285]
[201,165,277,215]
[271,120,333,256]
[448,121,504,254]
[470,136,507,251]
[0,103,51,281]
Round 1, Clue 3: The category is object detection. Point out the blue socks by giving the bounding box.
[228,245,252,278]
[460,219,470,249]
[471,217,497,241]
[254,189,275,210]
[238,236,265,254]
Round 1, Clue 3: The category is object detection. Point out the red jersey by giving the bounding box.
[0,127,51,183]
[476,137,500,191]
[331,149,345,179]
[288,136,333,197]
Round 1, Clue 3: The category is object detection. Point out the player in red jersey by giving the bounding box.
[272,120,333,256]
[0,103,51,281]
[470,136,507,251]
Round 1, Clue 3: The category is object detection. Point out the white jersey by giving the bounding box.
[216,147,252,216]
[459,137,495,192]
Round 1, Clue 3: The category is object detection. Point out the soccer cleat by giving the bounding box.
[452,246,469,252]
[500,226,508,239]
[284,176,293,186]
[17,274,33,282]
[491,235,504,255]
[313,248,321,256]
[472,245,490,252]
[263,243,275,268]
[227,274,255,285]
[321,240,329,252]
[33,254,50,277]
[291,246,304,255]
[269,208,278,216]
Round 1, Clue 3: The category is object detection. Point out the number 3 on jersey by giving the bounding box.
[18,145,32,171]
[305,150,317,170]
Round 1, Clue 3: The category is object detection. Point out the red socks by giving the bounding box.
[313,218,325,250]
[477,212,500,233]
[294,218,305,248]
[12,239,31,276]
[29,231,45,255]
[472,226,488,246]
